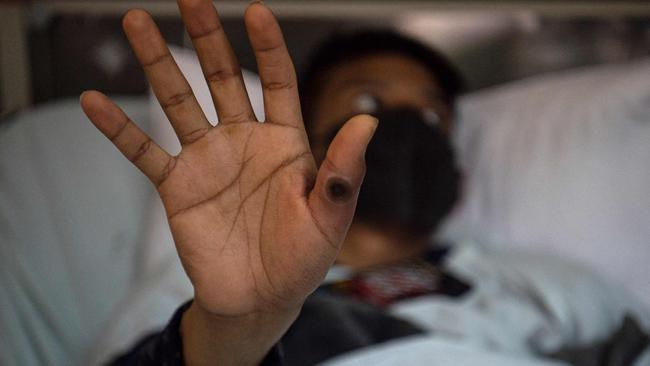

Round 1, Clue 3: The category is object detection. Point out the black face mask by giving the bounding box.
[325,107,461,234]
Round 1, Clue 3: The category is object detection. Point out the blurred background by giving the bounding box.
[1,0,650,117]
[2,1,650,365]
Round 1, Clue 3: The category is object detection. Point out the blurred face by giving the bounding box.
[305,53,460,267]
[308,52,453,162]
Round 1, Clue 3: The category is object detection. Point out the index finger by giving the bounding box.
[81,91,176,187]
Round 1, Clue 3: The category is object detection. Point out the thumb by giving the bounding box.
[307,114,378,248]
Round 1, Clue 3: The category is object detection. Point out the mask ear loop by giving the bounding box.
[421,108,441,129]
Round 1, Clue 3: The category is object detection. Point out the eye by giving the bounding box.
[421,108,441,128]
[352,93,381,114]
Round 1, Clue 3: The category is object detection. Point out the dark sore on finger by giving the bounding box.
[326,177,353,203]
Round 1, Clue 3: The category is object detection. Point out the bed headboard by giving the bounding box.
[1,0,649,116]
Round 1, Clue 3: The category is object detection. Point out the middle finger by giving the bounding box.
[177,0,257,125]
[245,3,303,128]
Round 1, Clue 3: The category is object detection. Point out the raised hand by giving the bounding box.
[81,1,375,364]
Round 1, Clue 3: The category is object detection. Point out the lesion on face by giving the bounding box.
[309,53,453,162]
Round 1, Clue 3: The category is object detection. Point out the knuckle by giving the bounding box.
[108,118,130,142]
[130,138,152,163]
[142,52,172,68]
[219,110,254,125]
[190,23,223,40]
[255,42,283,54]
[157,157,177,186]
[205,68,239,84]
[179,127,210,144]
[262,79,295,91]
[161,90,193,109]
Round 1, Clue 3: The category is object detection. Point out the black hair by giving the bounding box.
[300,29,465,135]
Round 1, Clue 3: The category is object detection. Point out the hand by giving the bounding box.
[81,1,376,362]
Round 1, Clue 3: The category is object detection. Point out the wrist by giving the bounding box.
[181,301,299,366]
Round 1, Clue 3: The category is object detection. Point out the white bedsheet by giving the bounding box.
[325,242,650,365]
[322,335,568,366]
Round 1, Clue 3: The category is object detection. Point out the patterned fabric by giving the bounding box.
[322,249,470,307]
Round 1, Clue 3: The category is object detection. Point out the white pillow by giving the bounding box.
[0,96,152,366]
[441,58,650,305]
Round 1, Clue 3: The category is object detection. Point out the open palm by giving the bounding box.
[81,1,376,318]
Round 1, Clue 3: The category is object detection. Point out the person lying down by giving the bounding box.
[79,1,650,365]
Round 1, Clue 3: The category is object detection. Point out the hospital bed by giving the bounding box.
[1,1,649,365]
